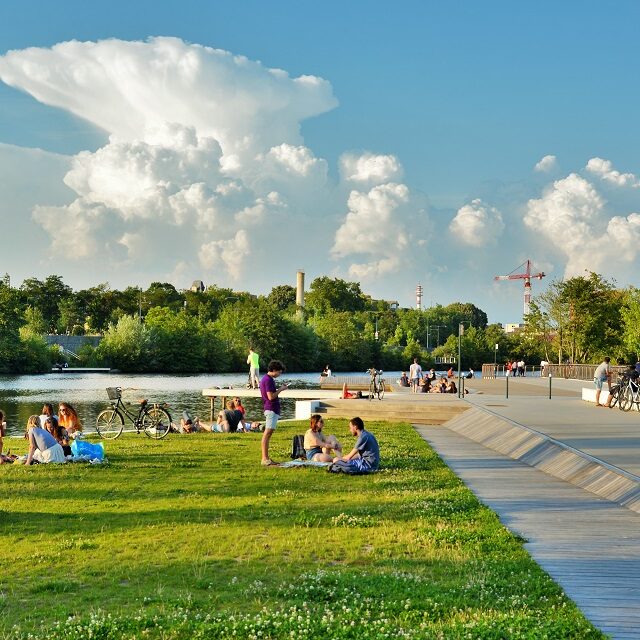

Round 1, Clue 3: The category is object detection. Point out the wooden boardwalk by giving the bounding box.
[416,423,640,640]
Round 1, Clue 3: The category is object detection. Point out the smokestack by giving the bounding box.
[296,270,305,318]
[416,284,423,310]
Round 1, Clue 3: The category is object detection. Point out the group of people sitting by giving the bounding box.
[304,414,379,474]
[178,397,263,434]
[0,402,83,465]
[399,370,458,394]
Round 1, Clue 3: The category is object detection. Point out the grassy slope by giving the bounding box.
[0,420,604,639]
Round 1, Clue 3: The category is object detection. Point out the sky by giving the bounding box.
[1,0,639,325]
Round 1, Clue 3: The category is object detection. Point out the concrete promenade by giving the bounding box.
[417,376,640,639]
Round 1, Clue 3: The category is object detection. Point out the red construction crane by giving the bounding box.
[494,260,545,319]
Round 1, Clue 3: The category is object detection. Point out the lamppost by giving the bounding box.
[457,323,464,397]
[494,343,498,377]
[374,315,379,341]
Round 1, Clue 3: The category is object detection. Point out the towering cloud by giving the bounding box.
[449,199,504,247]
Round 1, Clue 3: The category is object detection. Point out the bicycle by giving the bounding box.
[367,368,385,401]
[618,376,640,412]
[96,387,172,439]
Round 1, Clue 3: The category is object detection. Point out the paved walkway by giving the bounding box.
[414,377,640,639]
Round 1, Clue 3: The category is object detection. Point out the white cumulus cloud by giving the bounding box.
[449,199,504,247]
[534,155,558,173]
[332,183,412,278]
[585,157,640,188]
[339,152,403,185]
[524,172,640,276]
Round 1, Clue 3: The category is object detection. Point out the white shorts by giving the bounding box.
[264,410,280,431]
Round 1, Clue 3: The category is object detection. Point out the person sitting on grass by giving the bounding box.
[304,414,342,462]
[58,402,82,435]
[21,415,66,465]
[233,397,246,417]
[328,417,379,474]
[44,415,71,456]
[39,403,57,428]
[217,400,244,433]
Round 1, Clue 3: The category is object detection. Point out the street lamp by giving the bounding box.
[494,343,499,377]
[457,323,464,397]
[374,315,379,341]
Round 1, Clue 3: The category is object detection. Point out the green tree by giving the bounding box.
[267,285,297,312]
[621,288,640,360]
[19,275,72,332]
[0,284,26,372]
[310,310,372,370]
[96,315,151,372]
[305,277,366,316]
[23,306,48,335]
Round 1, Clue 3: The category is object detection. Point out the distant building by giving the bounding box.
[504,323,525,334]
[190,280,205,293]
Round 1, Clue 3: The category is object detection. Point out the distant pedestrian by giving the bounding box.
[540,359,548,377]
[409,358,423,394]
[321,364,332,377]
[517,360,525,376]
[247,347,260,389]
[593,357,612,407]
[259,360,288,465]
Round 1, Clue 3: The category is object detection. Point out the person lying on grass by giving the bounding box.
[304,414,342,462]
[329,417,379,474]
[20,415,66,465]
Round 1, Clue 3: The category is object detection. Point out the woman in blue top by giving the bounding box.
[22,415,66,465]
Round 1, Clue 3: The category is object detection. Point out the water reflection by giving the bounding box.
[2,371,395,438]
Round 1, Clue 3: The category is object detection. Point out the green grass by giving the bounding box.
[0,420,604,639]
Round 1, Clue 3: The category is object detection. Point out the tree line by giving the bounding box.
[0,272,637,374]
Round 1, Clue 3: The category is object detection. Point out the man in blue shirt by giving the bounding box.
[329,417,379,474]
[259,360,288,466]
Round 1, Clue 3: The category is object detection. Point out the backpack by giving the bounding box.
[291,434,306,459]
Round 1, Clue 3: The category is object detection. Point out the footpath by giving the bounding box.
[416,376,640,640]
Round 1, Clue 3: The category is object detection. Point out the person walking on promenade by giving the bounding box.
[594,357,612,407]
[259,360,288,466]
[247,347,260,389]
[409,358,423,394]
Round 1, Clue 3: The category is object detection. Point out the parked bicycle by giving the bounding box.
[367,368,385,401]
[96,387,172,439]
[618,375,640,412]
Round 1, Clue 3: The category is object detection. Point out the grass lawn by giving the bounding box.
[0,419,604,639]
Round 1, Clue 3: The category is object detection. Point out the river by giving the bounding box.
[0,370,409,437]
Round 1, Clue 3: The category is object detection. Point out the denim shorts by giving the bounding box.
[264,410,280,431]
[594,377,606,390]
[306,446,323,460]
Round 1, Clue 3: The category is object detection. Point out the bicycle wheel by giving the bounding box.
[609,386,619,409]
[369,380,375,401]
[142,406,172,439]
[377,379,385,400]
[96,409,124,439]
[619,387,633,412]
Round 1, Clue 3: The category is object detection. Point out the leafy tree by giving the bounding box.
[310,310,372,370]
[621,288,640,361]
[305,277,366,316]
[143,282,184,312]
[267,285,297,312]
[0,284,26,372]
[95,315,151,372]
[19,275,72,332]
[24,306,48,335]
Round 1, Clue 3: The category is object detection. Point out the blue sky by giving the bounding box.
[1,0,639,323]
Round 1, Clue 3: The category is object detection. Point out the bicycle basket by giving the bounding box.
[106,387,122,401]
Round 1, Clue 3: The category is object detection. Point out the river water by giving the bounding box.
[0,371,407,437]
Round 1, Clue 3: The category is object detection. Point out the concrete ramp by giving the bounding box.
[444,405,640,515]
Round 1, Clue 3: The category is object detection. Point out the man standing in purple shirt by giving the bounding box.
[259,360,288,466]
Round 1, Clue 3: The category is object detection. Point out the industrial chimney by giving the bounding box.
[296,270,305,318]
